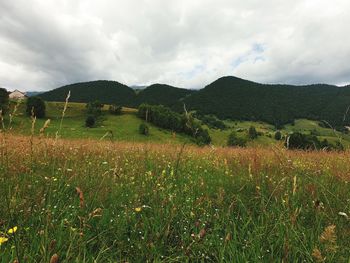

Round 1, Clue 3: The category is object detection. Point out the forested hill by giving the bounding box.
[39,77,350,127]
[179,76,350,128]
[136,84,195,107]
[40,80,136,106]
[39,81,194,108]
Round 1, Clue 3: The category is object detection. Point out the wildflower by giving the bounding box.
[8,226,18,234]
[135,207,142,212]
[0,237,8,245]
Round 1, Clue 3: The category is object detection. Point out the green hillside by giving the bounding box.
[8,101,193,144]
[6,101,350,148]
[180,76,350,128]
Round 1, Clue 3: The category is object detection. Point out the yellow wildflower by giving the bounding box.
[0,237,8,245]
[8,226,18,234]
[135,207,142,212]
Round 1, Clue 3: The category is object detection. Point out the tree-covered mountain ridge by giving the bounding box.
[39,80,193,109]
[39,77,350,127]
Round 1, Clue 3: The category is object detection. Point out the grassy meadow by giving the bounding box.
[0,101,349,262]
[6,100,350,148]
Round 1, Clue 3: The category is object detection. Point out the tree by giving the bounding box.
[227,131,246,147]
[285,132,320,150]
[274,131,282,140]
[195,129,211,145]
[86,100,104,116]
[26,96,46,118]
[248,126,258,139]
[139,123,149,135]
[109,104,122,115]
[85,116,96,128]
[0,88,9,114]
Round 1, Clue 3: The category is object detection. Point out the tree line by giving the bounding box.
[138,104,211,145]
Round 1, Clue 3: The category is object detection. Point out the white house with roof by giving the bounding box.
[9,90,27,100]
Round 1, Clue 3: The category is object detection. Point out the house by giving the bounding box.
[9,90,27,100]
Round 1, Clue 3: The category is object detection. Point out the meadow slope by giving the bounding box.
[0,134,349,262]
[7,100,350,148]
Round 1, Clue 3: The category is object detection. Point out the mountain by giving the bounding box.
[40,80,136,106]
[40,81,195,108]
[136,84,195,107]
[180,76,350,128]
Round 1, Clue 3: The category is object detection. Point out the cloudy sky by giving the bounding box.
[0,0,350,91]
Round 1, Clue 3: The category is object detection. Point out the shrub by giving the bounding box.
[85,115,96,128]
[26,96,46,118]
[86,101,104,116]
[139,123,149,135]
[248,126,258,139]
[274,131,282,140]
[227,131,246,147]
[109,104,122,115]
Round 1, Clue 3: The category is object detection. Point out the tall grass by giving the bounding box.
[0,102,349,262]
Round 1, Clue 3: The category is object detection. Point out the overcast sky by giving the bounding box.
[0,0,350,91]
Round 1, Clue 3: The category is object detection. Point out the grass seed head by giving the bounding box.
[311,248,324,262]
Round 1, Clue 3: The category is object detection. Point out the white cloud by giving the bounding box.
[0,0,349,91]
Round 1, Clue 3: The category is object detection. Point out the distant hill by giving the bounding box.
[40,80,136,106]
[180,76,350,128]
[39,81,193,108]
[136,84,195,107]
[26,91,42,97]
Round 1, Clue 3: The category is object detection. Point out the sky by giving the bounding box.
[0,0,350,91]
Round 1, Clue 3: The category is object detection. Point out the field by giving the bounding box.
[7,100,350,148]
[0,101,350,262]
